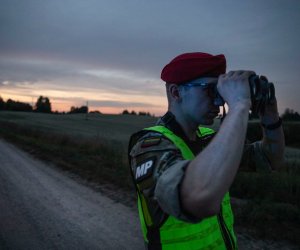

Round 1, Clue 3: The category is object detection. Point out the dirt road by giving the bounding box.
[0,139,144,250]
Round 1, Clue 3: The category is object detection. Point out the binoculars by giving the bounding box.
[214,74,275,115]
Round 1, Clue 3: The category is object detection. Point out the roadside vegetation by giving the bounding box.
[0,111,299,245]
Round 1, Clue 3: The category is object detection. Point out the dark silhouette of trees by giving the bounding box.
[281,108,300,121]
[89,110,101,114]
[69,106,88,114]
[138,111,151,116]
[1,98,33,111]
[0,96,4,110]
[122,109,130,115]
[122,109,152,116]
[35,96,52,113]
[6,99,33,111]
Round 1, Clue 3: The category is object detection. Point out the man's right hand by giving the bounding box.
[217,70,254,109]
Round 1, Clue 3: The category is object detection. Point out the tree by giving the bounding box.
[5,98,32,111]
[89,110,101,114]
[69,106,88,114]
[35,96,52,113]
[138,111,152,116]
[281,108,300,121]
[0,96,4,110]
[122,109,129,115]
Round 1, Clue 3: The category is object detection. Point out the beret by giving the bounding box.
[161,52,226,84]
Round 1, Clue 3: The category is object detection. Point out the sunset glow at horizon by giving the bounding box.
[0,58,167,115]
[0,92,167,115]
[1,1,299,116]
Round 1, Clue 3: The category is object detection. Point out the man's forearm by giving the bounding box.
[261,125,285,170]
[181,102,250,218]
[259,99,285,170]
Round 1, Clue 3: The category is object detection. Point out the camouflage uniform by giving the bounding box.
[128,112,271,227]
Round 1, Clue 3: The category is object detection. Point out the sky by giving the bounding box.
[0,0,299,115]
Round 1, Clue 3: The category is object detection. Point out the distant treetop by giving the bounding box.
[35,96,52,113]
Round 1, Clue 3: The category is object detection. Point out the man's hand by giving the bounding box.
[258,75,280,124]
[217,70,254,109]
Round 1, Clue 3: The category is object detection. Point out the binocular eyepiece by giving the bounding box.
[214,74,275,115]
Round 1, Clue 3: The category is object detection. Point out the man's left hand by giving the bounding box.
[259,76,280,124]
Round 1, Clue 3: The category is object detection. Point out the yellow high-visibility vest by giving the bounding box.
[137,125,237,250]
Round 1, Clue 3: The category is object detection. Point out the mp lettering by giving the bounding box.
[135,160,153,180]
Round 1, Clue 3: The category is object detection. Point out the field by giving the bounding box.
[0,111,158,192]
[0,111,157,144]
[0,111,299,244]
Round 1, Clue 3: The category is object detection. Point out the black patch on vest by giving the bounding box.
[135,157,156,183]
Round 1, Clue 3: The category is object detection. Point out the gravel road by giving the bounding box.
[0,139,144,250]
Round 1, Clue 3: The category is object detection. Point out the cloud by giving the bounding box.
[1,0,300,114]
[0,57,165,98]
[1,0,299,76]
[0,58,75,83]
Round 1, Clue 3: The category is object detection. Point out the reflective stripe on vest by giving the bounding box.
[138,125,237,250]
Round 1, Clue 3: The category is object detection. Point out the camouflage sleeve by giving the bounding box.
[240,141,272,172]
[129,131,200,224]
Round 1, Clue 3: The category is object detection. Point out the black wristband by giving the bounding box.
[261,117,282,130]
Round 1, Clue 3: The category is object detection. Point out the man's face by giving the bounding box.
[179,77,220,125]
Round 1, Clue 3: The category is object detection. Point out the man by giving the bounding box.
[128,52,285,249]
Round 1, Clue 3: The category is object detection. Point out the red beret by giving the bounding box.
[161,52,226,84]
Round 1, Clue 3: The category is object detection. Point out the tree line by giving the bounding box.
[1,96,299,120]
[121,109,153,117]
[0,96,51,113]
[0,96,152,116]
[0,96,88,114]
[281,108,300,121]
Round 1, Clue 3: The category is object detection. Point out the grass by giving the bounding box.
[230,170,300,244]
[0,111,157,191]
[0,111,157,144]
[0,111,299,244]
[230,146,300,244]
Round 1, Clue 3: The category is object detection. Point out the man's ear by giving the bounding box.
[168,84,182,102]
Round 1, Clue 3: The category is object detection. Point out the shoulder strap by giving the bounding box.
[144,125,195,160]
[144,125,216,160]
